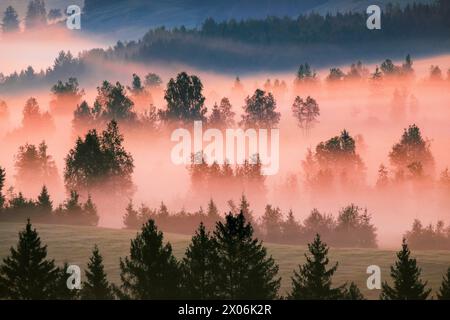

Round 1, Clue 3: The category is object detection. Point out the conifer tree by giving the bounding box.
[123,200,140,228]
[118,219,181,299]
[380,239,431,300]
[37,185,53,216]
[0,220,59,299]
[80,246,114,300]
[53,262,78,300]
[288,234,343,299]
[2,6,20,33]
[213,211,280,299]
[181,223,219,299]
[341,282,365,300]
[0,166,5,209]
[437,267,450,300]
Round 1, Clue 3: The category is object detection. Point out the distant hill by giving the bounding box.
[0,0,435,39]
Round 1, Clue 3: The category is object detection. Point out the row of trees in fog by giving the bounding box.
[2,51,450,95]
[123,196,377,248]
[1,0,65,34]
[1,216,450,300]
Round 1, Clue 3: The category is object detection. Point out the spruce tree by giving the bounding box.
[53,262,78,300]
[123,200,140,228]
[181,223,219,299]
[2,6,20,33]
[37,185,53,216]
[0,220,59,299]
[341,282,365,300]
[437,267,450,300]
[213,211,280,299]
[288,234,343,300]
[0,166,5,209]
[80,246,114,300]
[380,239,431,300]
[118,219,181,299]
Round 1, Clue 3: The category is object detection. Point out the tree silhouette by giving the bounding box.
[437,267,450,300]
[292,96,320,136]
[2,6,20,33]
[389,124,434,177]
[341,282,365,300]
[181,223,219,299]
[0,166,5,209]
[213,211,280,299]
[380,239,431,300]
[160,72,207,124]
[208,97,235,129]
[240,89,280,128]
[0,220,59,299]
[119,219,181,299]
[80,246,114,300]
[65,120,134,197]
[288,234,343,299]
[25,0,47,29]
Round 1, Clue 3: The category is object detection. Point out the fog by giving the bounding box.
[1,28,450,248]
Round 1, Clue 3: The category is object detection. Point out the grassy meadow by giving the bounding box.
[1,221,449,299]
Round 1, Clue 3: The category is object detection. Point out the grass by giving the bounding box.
[1,221,449,299]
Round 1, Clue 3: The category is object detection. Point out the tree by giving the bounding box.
[64,120,134,196]
[47,9,62,21]
[2,6,20,33]
[123,200,140,228]
[118,219,181,299]
[292,96,320,136]
[380,239,431,300]
[389,124,434,176]
[21,97,54,131]
[240,89,280,128]
[376,164,389,189]
[402,54,414,76]
[282,210,301,244]
[213,211,280,299]
[144,73,162,88]
[93,81,136,123]
[80,246,114,300]
[14,141,59,194]
[261,205,283,243]
[128,73,144,95]
[53,262,78,300]
[160,72,207,123]
[0,166,5,209]
[25,0,47,29]
[73,101,95,134]
[288,234,343,299]
[430,65,443,80]
[50,77,84,115]
[0,220,59,299]
[326,68,345,82]
[295,63,317,85]
[36,185,52,216]
[437,267,450,300]
[208,97,235,128]
[334,205,377,248]
[341,282,365,300]
[181,223,219,299]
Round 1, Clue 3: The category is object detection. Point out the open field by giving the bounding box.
[1,221,449,299]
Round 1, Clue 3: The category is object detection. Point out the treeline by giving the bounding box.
[1,216,450,299]
[124,196,377,248]
[405,219,450,250]
[0,178,99,226]
[1,0,65,34]
[97,1,450,69]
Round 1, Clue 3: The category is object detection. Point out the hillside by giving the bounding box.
[1,221,449,299]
